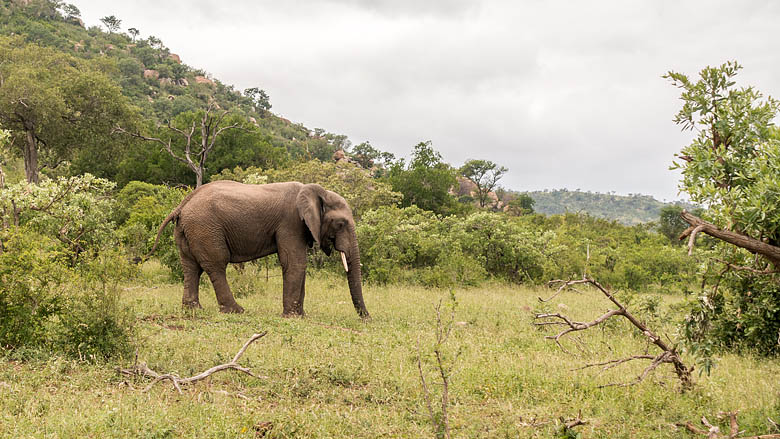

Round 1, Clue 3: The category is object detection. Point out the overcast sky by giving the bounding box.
[75,0,780,201]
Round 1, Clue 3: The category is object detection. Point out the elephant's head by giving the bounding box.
[296,184,370,319]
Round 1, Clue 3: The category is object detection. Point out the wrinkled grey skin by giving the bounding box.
[148,181,369,318]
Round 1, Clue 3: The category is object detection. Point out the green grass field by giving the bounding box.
[2,261,779,438]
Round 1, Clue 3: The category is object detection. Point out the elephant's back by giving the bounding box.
[178,181,303,258]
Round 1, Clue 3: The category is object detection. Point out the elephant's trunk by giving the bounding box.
[346,225,369,319]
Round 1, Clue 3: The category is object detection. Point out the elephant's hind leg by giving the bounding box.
[176,226,203,309]
[181,257,203,309]
[203,264,244,313]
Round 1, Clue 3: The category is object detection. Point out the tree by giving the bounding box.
[60,3,80,20]
[666,61,780,355]
[128,27,139,42]
[387,141,458,216]
[0,37,135,183]
[507,193,535,216]
[350,141,396,175]
[459,159,508,208]
[665,61,780,266]
[244,87,271,112]
[115,103,243,187]
[100,15,121,33]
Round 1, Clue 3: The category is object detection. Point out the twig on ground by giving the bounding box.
[117,332,268,393]
[676,411,780,439]
[534,277,693,390]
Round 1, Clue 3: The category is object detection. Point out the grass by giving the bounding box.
[2,260,779,438]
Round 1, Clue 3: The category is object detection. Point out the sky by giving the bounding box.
[75,0,780,201]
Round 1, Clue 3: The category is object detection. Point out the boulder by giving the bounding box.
[159,77,173,86]
[143,69,159,79]
[168,53,181,63]
[176,78,189,87]
[194,75,214,86]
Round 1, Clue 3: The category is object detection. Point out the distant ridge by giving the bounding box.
[526,189,695,225]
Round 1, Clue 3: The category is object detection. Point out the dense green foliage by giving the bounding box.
[387,141,460,216]
[115,181,188,278]
[0,175,135,359]
[0,35,137,183]
[357,206,696,291]
[666,61,780,356]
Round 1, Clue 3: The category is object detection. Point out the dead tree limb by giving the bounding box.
[118,332,267,393]
[676,411,780,439]
[679,210,780,268]
[114,102,243,187]
[534,277,693,390]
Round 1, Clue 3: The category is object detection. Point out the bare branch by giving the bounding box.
[535,277,693,390]
[677,411,780,439]
[679,210,780,268]
[117,332,267,393]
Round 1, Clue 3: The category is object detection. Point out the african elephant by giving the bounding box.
[148,181,370,319]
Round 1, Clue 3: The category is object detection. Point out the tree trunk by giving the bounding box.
[679,210,780,268]
[23,129,39,184]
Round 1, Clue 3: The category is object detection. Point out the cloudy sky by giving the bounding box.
[76,0,780,201]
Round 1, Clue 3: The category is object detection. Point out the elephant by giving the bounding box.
[147,180,370,319]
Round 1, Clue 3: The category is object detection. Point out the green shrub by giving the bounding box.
[0,228,69,350]
[56,249,136,361]
[683,251,780,357]
[118,181,187,279]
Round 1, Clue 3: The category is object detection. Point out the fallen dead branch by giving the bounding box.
[677,411,780,439]
[534,277,693,390]
[117,332,267,393]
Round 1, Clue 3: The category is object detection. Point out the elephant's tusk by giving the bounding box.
[341,252,349,273]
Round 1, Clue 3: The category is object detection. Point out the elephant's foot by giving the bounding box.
[219,303,245,313]
[182,300,202,309]
[281,310,305,318]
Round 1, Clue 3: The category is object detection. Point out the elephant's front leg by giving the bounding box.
[278,246,307,317]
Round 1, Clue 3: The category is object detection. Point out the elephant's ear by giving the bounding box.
[296,184,325,247]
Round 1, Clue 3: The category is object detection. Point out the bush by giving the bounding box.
[0,174,119,263]
[0,228,68,350]
[117,181,187,279]
[56,249,136,361]
[357,206,549,286]
[683,250,780,357]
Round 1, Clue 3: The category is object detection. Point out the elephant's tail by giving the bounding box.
[140,189,198,262]
[142,209,179,261]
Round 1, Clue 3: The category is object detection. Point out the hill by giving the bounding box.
[525,189,693,225]
[0,0,353,185]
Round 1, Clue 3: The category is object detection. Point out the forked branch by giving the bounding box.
[118,332,267,393]
[679,210,780,268]
[534,277,693,390]
[677,411,780,439]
